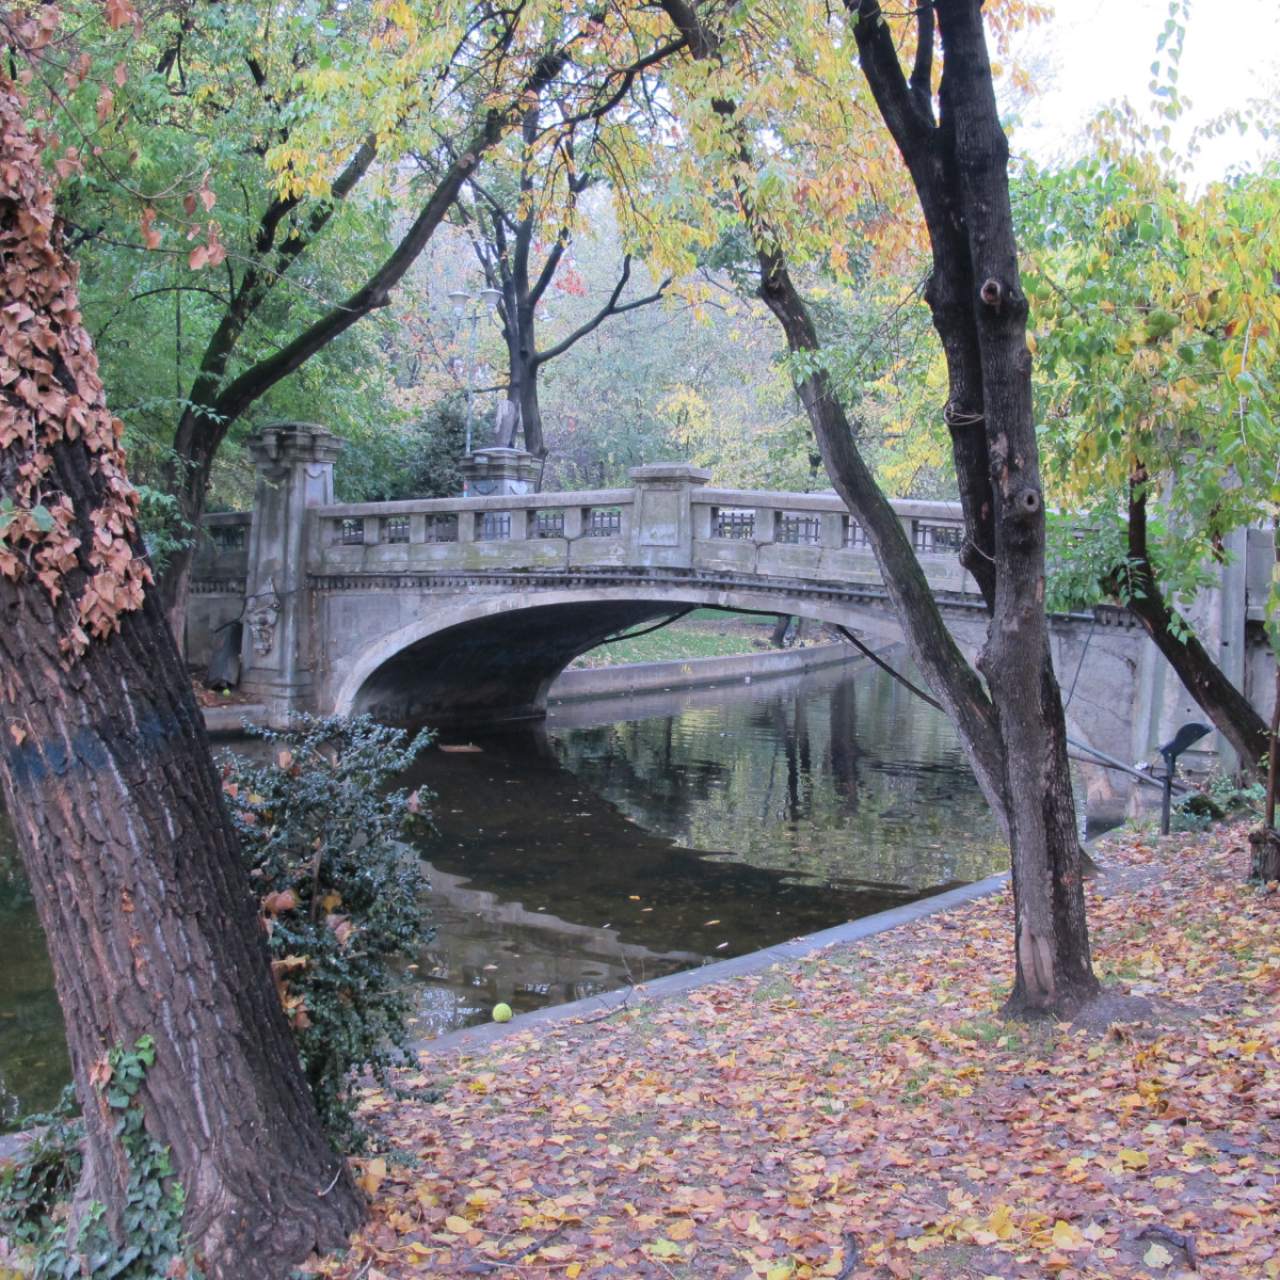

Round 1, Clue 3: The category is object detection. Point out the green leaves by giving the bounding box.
[1021,142,1280,629]
[221,715,434,1148]
[0,1038,196,1280]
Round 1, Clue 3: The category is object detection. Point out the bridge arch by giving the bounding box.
[330,583,904,727]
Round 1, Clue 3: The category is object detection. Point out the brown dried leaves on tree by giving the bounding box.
[0,70,150,663]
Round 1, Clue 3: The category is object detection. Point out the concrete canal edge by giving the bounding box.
[548,640,858,703]
[411,871,1012,1061]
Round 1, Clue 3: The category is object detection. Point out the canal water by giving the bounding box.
[0,656,1007,1131]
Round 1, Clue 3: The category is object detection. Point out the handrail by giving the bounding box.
[315,489,633,518]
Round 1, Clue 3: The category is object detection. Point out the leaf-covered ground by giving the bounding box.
[312,824,1279,1279]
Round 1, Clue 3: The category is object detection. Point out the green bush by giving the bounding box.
[220,715,433,1147]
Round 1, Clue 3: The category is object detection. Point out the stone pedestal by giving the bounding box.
[460,447,541,497]
[239,423,343,725]
[628,462,712,569]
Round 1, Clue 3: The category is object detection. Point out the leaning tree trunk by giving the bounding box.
[1125,477,1269,776]
[1248,669,1280,881]
[756,252,1011,824]
[0,81,364,1278]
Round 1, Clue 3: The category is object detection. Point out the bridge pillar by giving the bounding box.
[628,463,711,569]
[239,422,343,725]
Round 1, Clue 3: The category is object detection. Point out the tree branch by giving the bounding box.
[909,1,935,124]
[533,256,671,367]
[848,0,934,157]
[206,46,574,425]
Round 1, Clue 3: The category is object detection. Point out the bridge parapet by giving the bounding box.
[300,468,978,597]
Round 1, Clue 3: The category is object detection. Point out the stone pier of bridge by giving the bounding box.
[188,423,1277,818]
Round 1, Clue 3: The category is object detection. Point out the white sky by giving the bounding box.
[1010,0,1280,179]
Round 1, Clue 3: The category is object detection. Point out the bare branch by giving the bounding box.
[533,256,671,367]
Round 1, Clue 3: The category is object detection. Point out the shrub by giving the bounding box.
[220,715,433,1147]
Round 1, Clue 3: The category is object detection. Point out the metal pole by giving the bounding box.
[1160,764,1173,835]
[463,307,479,456]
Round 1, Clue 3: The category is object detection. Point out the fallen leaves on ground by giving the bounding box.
[309,824,1278,1278]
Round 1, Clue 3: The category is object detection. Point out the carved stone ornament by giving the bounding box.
[247,577,282,656]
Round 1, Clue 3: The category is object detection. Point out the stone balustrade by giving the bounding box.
[280,470,978,597]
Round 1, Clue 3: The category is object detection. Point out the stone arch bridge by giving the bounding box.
[188,424,1275,806]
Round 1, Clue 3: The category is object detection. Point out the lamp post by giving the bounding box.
[1159,721,1211,835]
[447,287,503,457]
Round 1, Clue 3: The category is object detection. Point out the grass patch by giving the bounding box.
[569,610,784,669]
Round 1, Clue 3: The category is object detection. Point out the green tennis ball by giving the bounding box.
[492,1002,513,1023]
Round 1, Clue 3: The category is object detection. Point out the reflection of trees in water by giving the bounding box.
[0,812,70,1128]
[552,664,1002,891]
[0,814,29,912]
[828,677,862,806]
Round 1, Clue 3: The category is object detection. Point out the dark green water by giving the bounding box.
[0,657,1007,1130]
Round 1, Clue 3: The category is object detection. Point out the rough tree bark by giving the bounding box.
[1123,470,1269,775]
[919,0,1095,1014]
[0,78,363,1278]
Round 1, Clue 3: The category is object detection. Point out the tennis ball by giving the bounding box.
[492,1002,513,1023]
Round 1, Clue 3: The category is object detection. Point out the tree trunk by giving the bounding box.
[1,579,365,1278]
[518,367,547,461]
[757,251,1011,826]
[934,0,1096,1014]
[158,51,575,645]
[1125,478,1269,776]
[161,402,220,649]
[0,85,364,1277]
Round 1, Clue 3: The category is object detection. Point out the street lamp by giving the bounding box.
[1158,721,1211,835]
[447,287,503,457]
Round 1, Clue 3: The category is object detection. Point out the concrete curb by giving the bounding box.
[548,640,857,703]
[412,871,1011,1061]
[202,703,267,734]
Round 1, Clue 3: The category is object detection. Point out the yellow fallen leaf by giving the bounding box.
[1143,1242,1173,1269]
[1118,1147,1149,1169]
[356,1157,387,1196]
[1051,1220,1085,1250]
[444,1215,472,1234]
[566,1266,582,1279]
[986,1203,1017,1240]
[667,1218,695,1241]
